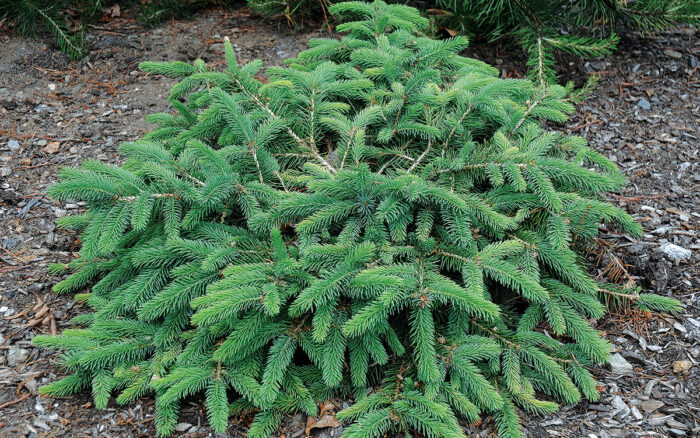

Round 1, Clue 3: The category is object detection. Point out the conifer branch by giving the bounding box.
[36,3,680,438]
[408,139,431,172]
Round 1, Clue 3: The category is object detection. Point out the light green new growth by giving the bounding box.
[35,2,681,437]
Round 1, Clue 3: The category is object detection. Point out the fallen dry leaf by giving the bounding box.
[107,3,121,18]
[441,28,458,37]
[42,141,60,154]
[305,414,340,436]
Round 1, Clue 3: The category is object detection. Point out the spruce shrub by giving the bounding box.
[35,2,680,437]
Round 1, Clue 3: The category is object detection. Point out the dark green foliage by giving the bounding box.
[36,2,679,437]
[429,0,699,85]
[0,0,90,59]
[0,0,235,59]
[250,0,699,85]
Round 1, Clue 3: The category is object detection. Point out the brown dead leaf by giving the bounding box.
[318,401,335,417]
[5,309,29,320]
[27,317,44,327]
[305,414,340,436]
[107,3,121,17]
[441,28,458,37]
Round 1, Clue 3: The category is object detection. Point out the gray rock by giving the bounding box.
[1,238,21,249]
[658,242,691,263]
[174,423,192,432]
[7,139,19,150]
[664,49,683,59]
[609,353,633,374]
[7,346,29,367]
[637,99,651,110]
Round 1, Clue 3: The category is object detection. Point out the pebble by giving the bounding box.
[7,346,29,367]
[663,49,683,59]
[658,243,691,263]
[672,360,692,374]
[174,423,192,432]
[7,139,19,150]
[637,98,651,110]
[609,353,633,374]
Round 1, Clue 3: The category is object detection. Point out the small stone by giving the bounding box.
[638,400,664,413]
[673,360,692,374]
[7,139,19,150]
[0,167,10,177]
[637,98,651,110]
[658,243,691,263]
[7,346,30,367]
[664,49,683,59]
[609,353,633,374]
[174,423,192,432]
[47,83,56,91]
[41,141,60,154]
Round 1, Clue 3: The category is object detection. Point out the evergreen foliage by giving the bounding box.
[250,0,700,85]
[428,0,700,86]
[36,2,680,437]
